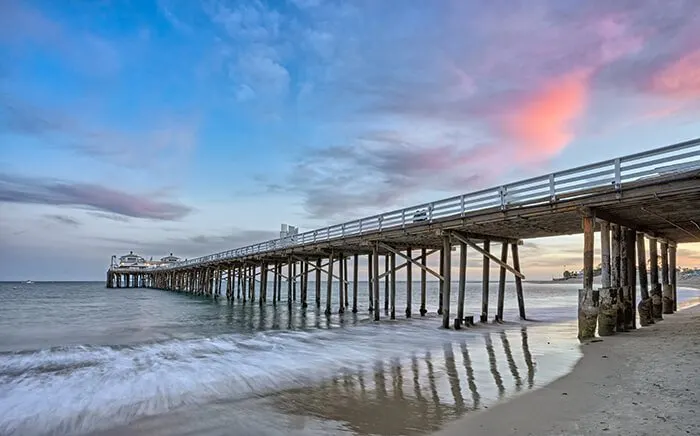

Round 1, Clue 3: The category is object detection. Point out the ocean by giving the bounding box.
[1,281,698,436]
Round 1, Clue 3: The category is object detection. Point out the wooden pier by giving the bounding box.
[107,138,700,338]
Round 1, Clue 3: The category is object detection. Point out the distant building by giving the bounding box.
[160,253,180,263]
[119,251,146,267]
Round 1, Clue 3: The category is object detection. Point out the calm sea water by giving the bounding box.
[0,281,698,436]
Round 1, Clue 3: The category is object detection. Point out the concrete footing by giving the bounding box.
[662,284,674,314]
[578,289,599,340]
[638,297,654,326]
[650,283,663,320]
[598,288,618,336]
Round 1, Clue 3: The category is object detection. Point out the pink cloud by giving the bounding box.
[501,69,591,163]
[650,50,700,99]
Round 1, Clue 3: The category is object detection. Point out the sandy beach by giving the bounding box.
[436,302,700,436]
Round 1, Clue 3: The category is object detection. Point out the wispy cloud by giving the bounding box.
[44,214,81,227]
[0,173,192,220]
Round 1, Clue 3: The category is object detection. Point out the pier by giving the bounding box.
[107,138,700,338]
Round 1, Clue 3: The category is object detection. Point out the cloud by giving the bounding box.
[87,212,131,223]
[501,69,591,163]
[0,173,192,220]
[44,214,81,227]
[0,92,198,169]
[649,50,700,100]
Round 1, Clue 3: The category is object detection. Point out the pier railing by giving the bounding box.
[150,138,700,270]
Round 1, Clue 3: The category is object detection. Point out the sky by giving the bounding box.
[1,0,699,281]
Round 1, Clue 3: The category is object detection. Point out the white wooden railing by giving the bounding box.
[130,137,700,271]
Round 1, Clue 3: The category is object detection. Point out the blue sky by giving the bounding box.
[1,0,699,280]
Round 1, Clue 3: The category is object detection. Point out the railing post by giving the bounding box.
[428,204,434,222]
[460,195,465,216]
[379,215,383,231]
[342,223,346,237]
[614,158,621,191]
[549,174,556,202]
[401,210,406,228]
[499,186,507,210]
[359,219,363,234]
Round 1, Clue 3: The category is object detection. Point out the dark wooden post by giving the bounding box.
[512,243,526,320]
[598,220,616,336]
[344,256,349,312]
[481,240,491,323]
[496,242,508,322]
[626,229,637,329]
[637,233,653,326]
[352,254,359,313]
[287,260,293,307]
[441,234,452,329]
[406,248,412,318]
[384,255,390,312]
[368,253,374,312]
[315,259,322,307]
[455,242,467,329]
[661,241,673,314]
[390,252,396,320]
[420,248,427,316]
[373,244,380,321]
[648,237,662,320]
[619,228,631,331]
[670,244,677,312]
[338,253,345,314]
[325,253,334,316]
[578,214,598,340]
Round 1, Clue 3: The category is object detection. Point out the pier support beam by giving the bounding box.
[495,242,508,323]
[626,228,637,329]
[390,252,396,320]
[648,237,662,320]
[406,248,412,318]
[338,253,345,314]
[420,249,427,316]
[325,253,334,316]
[301,260,308,309]
[512,243,526,320]
[578,214,599,340]
[352,254,359,313]
[661,241,673,314]
[287,260,293,307]
[343,256,349,313]
[455,242,467,329]
[637,233,653,326]
[373,244,380,321]
[315,259,322,308]
[481,240,490,323]
[441,233,452,329]
[619,228,632,331]
[598,220,617,336]
[611,223,625,332]
[384,255,390,312]
[368,253,374,312]
[670,244,677,312]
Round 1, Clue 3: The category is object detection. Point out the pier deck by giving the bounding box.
[107,138,700,336]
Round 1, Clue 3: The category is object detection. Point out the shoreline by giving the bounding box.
[527,276,700,289]
[434,301,700,436]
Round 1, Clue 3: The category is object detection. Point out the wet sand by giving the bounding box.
[435,302,700,436]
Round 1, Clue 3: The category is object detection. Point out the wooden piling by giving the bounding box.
[636,233,653,326]
[315,259,322,307]
[292,261,297,302]
[272,263,278,304]
[455,242,467,329]
[512,243,526,320]
[390,252,396,320]
[384,255,390,312]
[598,220,616,336]
[326,253,334,316]
[373,244,380,321]
[626,228,637,329]
[406,248,412,318]
[441,234,452,329]
[250,265,256,302]
[352,254,359,313]
[578,214,599,340]
[420,248,427,316]
[661,241,673,314]
[301,259,308,309]
[496,242,508,323]
[438,249,444,315]
[619,228,632,331]
[481,240,491,323]
[338,253,345,314]
[670,244,677,312]
[344,256,349,312]
[612,223,625,332]
[368,253,374,312]
[648,237,662,320]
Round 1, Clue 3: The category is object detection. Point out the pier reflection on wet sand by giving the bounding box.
[270,327,536,435]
